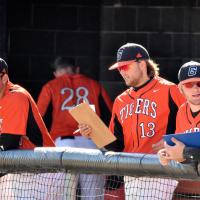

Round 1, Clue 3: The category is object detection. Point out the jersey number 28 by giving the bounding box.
[60,87,90,110]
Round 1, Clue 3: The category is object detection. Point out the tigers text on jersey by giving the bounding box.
[37,74,112,140]
[109,76,185,153]
[0,81,55,149]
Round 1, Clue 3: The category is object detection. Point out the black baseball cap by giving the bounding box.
[178,61,200,84]
[109,43,150,70]
[52,57,75,70]
[0,58,8,73]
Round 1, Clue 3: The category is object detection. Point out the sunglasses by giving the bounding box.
[183,81,200,88]
[118,65,130,72]
[117,60,141,72]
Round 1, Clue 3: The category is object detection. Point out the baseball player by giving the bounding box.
[158,61,200,198]
[79,43,185,200]
[0,58,55,199]
[37,57,113,200]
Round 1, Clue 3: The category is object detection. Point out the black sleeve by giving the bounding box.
[105,114,124,152]
[0,134,21,150]
[99,93,112,126]
[166,88,179,134]
[183,147,200,162]
[26,101,43,147]
[42,100,53,131]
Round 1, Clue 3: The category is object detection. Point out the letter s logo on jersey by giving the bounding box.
[188,66,197,77]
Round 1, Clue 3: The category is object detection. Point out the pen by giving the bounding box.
[73,129,80,134]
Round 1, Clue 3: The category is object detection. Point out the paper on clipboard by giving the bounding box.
[69,102,116,148]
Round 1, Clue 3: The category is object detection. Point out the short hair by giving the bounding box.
[145,60,159,78]
[52,57,76,71]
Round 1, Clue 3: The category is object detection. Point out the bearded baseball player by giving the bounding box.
[79,43,185,200]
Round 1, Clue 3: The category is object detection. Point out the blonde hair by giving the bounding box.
[146,60,159,78]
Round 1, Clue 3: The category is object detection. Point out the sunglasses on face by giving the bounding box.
[183,81,200,88]
[117,60,141,72]
[117,65,130,72]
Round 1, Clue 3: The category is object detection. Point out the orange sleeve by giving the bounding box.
[2,93,29,135]
[37,83,52,117]
[169,85,185,107]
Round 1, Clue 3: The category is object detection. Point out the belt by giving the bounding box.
[60,136,75,140]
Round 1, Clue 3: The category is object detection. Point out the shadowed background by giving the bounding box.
[1,0,200,100]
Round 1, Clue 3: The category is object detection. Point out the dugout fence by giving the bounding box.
[0,147,199,200]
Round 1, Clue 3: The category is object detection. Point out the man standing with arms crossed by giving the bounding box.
[0,58,55,199]
[79,43,185,200]
[158,61,200,199]
[37,57,113,200]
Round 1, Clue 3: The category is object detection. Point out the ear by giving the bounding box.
[53,71,57,78]
[2,74,8,85]
[178,83,183,94]
[139,60,147,72]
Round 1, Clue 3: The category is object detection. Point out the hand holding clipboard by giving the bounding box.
[69,102,116,149]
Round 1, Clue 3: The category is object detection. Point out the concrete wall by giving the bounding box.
[0,0,6,58]
[6,0,200,99]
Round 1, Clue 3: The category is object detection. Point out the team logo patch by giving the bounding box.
[188,66,197,77]
[136,53,142,59]
[117,48,124,62]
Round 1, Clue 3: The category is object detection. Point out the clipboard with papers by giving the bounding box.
[69,102,116,149]
[163,132,200,148]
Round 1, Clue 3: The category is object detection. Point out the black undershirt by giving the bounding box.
[131,78,153,92]
[190,109,200,118]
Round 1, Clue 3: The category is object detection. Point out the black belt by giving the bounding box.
[60,136,75,140]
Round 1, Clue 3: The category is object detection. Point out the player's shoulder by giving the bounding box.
[176,103,187,119]
[42,75,67,89]
[77,74,98,83]
[155,76,176,87]
[76,74,101,88]
[114,88,130,103]
[8,83,30,102]
[45,76,61,86]
[178,102,187,112]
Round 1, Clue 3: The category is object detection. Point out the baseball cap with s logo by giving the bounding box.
[178,61,200,84]
[109,43,150,70]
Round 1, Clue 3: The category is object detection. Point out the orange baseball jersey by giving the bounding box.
[176,103,200,133]
[0,81,55,149]
[175,103,200,195]
[109,76,185,153]
[37,74,113,140]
